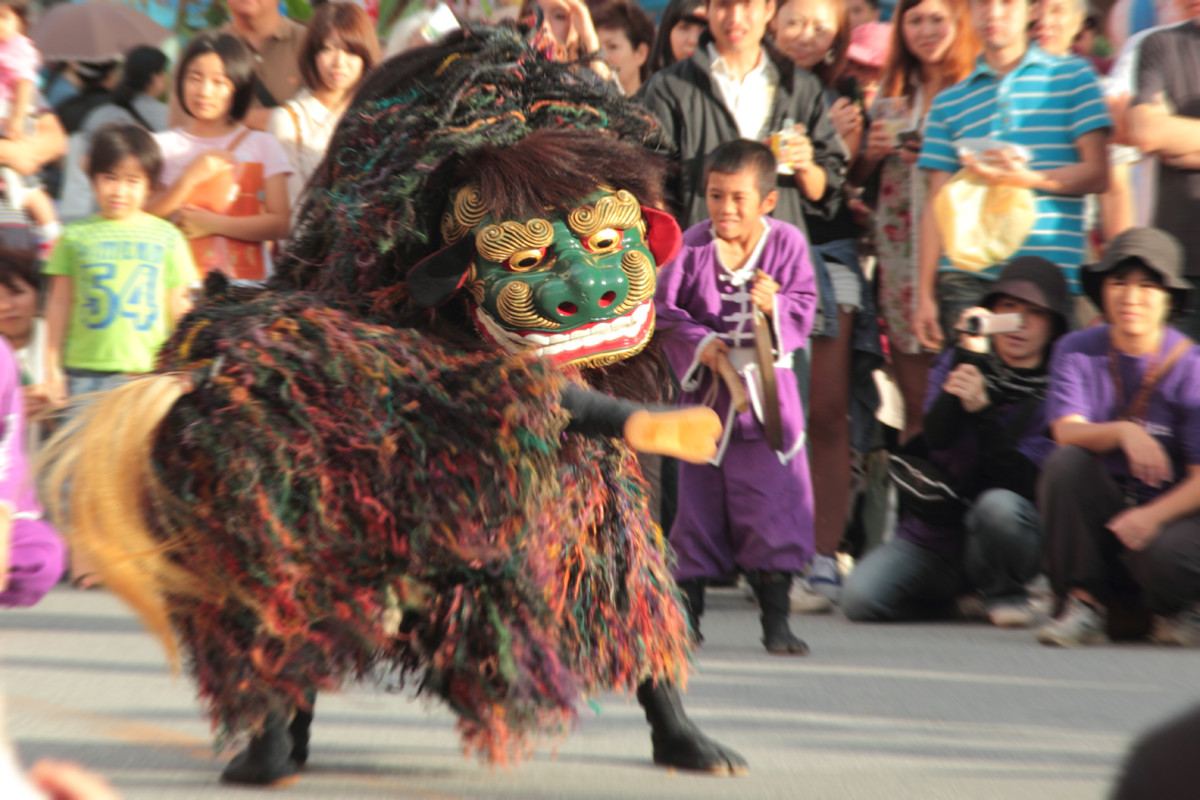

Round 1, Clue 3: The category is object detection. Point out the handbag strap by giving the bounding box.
[284,103,302,150]
[1108,335,1194,422]
[225,126,252,158]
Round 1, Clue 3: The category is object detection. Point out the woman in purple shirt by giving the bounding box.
[1037,228,1200,647]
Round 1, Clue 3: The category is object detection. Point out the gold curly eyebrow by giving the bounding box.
[475,219,555,264]
[566,190,642,238]
[441,185,489,244]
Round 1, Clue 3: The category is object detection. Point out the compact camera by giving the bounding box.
[962,312,1023,336]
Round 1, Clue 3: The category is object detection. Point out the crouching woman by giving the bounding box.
[843,256,1069,626]
[1037,228,1200,647]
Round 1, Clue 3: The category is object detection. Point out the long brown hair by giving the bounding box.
[879,0,979,101]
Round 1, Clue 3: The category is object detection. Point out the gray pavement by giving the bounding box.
[2,585,1198,799]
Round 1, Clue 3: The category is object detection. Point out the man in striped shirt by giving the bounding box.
[913,0,1111,350]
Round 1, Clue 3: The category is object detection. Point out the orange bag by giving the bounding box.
[185,129,267,281]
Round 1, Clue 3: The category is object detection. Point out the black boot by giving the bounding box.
[289,698,314,766]
[220,710,301,786]
[677,579,706,645]
[637,679,748,775]
[757,571,809,655]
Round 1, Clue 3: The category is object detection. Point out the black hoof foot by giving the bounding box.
[763,630,809,655]
[289,709,313,766]
[652,726,750,776]
[221,716,301,787]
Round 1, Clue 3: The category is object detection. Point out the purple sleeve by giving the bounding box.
[0,341,27,510]
[768,226,816,352]
[1176,353,1200,466]
[654,245,722,384]
[1045,334,1094,428]
[921,350,955,414]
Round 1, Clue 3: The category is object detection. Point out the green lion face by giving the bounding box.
[441,188,657,367]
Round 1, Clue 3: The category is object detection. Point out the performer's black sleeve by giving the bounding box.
[560,385,645,439]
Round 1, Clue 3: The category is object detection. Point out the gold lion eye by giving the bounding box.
[505,247,547,272]
[584,228,623,254]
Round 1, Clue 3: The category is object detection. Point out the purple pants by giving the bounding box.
[1,518,66,608]
[670,434,814,582]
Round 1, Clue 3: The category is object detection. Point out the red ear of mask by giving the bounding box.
[641,206,682,267]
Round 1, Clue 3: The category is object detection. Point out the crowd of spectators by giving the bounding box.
[0,0,1195,793]
[0,0,1195,692]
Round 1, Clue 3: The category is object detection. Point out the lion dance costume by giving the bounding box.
[42,22,748,785]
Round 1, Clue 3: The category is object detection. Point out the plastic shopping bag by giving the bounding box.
[932,168,1035,272]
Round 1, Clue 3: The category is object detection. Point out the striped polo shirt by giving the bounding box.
[918,46,1111,293]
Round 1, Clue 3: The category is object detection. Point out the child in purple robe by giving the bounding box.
[654,140,817,655]
[0,332,64,607]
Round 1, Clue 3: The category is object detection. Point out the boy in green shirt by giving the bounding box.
[44,124,195,404]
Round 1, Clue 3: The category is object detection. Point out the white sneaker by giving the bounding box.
[1035,596,1108,647]
[789,579,833,614]
[986,600,1036,629]
[807,554,842,604]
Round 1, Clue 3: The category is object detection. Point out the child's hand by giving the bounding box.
[183,149,234,187]
[750,271,779,316]
[698,337,729,370]
[177,205,220,239]
[44,369,67,407]
[22,384,53,419]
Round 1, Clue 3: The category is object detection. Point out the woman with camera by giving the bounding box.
[842,256,1070,626]
[1036,228,1200,647]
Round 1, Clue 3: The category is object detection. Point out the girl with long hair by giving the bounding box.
[854,0,978,442]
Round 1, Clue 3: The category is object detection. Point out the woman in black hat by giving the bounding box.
[1036,227,1200,647]
[842,255,1070,626]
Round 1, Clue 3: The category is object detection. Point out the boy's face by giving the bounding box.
[92,154,150,221]
[706,169,776,242]
[0,7,21,42]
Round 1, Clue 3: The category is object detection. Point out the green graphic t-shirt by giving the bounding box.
[45,213,197,373]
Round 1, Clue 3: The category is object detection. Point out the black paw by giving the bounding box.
[220,716,301,787]
[763,629,809,655]
[652,724,749,776]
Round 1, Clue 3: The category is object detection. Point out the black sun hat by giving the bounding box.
[981,255,1072,331]
[1081,228,1194,313]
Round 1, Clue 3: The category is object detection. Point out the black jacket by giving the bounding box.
[639,34,848,233]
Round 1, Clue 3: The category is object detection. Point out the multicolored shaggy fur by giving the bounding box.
[42,22,693,763]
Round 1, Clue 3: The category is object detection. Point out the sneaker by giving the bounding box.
[790,579,834,614]
[955,594,989,622]
[986,600,1036,629]
[1035,596,1108,647]
[807,554,842,604]
[1149,605,1200,647]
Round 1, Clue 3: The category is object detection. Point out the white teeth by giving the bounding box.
[474,300,654,359]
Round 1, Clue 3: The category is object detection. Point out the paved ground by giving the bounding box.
[2,585,1198,799]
